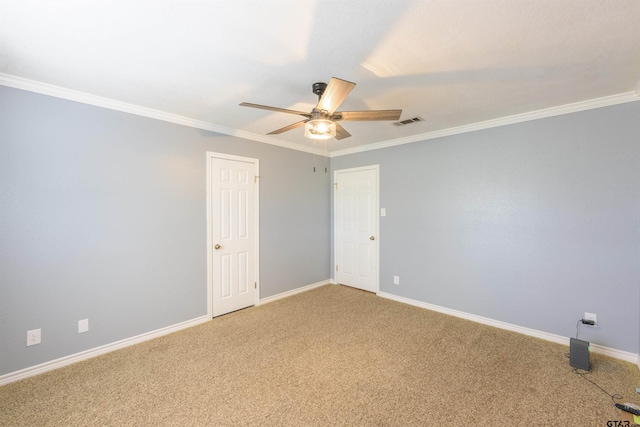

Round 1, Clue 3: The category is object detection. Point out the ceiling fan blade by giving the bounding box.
[316,77,356,115]
[333,110,402,121]
[267,120,308,135]
[334,123,351,140]
[240,102,310,117]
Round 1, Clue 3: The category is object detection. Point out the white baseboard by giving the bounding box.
[0,315,209,386]
[3,286,636,386]
[259,279,331,305]
[377,291,639,365]
[1,281,332,386]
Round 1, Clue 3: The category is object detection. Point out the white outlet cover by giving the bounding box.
[78,319,89,333]
[27,328,41,346]
[584,312,597,326]
[393,276,400,285]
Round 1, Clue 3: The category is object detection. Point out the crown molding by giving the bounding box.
[3,73,638,159]
[330,91,640,157]
[0,73,327,157]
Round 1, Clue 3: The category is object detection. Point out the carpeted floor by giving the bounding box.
[1,284,639,426]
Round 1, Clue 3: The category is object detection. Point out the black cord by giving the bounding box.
[576,319,581,339]
[572,368,623,405]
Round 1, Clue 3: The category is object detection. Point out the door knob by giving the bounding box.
[214,244,221,250]
[370,236,375,240]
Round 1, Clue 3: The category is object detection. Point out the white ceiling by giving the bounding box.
[2,0,640,155]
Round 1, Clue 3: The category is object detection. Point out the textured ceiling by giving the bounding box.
[2,0,640,155]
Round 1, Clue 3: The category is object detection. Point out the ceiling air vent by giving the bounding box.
[392,116,424,127]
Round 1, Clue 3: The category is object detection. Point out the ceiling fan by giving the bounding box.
[240,77,402,141]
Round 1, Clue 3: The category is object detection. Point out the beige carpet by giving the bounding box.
[1,284,639,426]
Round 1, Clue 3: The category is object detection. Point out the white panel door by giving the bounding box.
[334,166,378,293]
[209,154,258,317]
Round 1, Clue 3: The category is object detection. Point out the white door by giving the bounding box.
[334,166,379,293]
[208,153,259,317]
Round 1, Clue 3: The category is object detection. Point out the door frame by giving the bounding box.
[333,164,380,294]
[206,151,260,318]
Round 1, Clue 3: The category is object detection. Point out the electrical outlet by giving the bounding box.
[584,312,597,327]
[393,276,399,285]
[78,319,89,333]
[27,329,41,346]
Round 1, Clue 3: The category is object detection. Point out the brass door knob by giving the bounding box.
[214,244,221,250]
[370,236,375,240]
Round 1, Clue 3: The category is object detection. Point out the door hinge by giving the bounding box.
[334,182,338,190]
[254,282,257,289]
[336,265,339,271]
[254,175,260,183]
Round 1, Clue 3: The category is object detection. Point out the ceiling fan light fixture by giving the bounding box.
[304,119,336,140]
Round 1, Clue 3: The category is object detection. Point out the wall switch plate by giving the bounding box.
[27,328,41,346]
[584,312,597,326]
[380,208,386,217]
[393,276,399,285]
[78,319,89,333]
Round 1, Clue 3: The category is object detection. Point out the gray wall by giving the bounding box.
[331,101,640,354]
[0,86,330,375]
[2,83,638,377]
